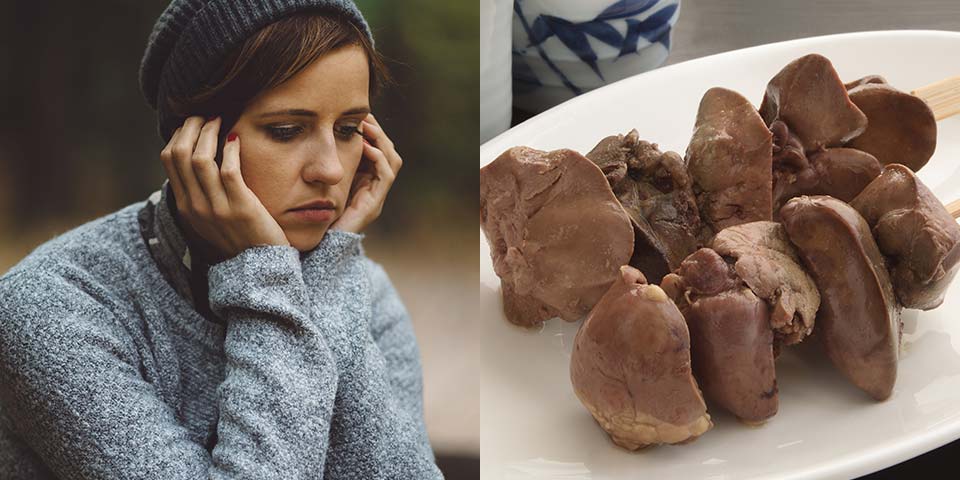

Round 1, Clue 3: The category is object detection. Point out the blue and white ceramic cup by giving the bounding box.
[512,0,681,113]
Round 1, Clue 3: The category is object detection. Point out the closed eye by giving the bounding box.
[266,125,303,142]
[335,124,361,141]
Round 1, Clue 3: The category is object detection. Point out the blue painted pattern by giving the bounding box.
[514,0,679,95]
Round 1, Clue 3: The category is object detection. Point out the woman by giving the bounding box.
[0,1,441,478]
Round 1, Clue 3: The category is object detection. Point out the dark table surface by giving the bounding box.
[511,1,960,478]
[665,0,960,66]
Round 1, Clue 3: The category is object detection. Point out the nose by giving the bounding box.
[301,134,345,185]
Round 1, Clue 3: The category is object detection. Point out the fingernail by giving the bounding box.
[207,116,218,122]
[227,132,238,142]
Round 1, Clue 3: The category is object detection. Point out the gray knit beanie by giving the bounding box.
[139,0,373,143]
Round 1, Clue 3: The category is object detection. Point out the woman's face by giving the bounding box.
[231,44,370,252]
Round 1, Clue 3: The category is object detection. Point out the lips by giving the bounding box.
[289,208,336,223]
[289,199,337,224]
[290,199,335,211]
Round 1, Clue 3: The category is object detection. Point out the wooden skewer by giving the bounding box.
[946,199,960,219]
[909,77,960,218]
[912,76,960,121]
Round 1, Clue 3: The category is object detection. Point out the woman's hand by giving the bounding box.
[330,114,403,233]
[160,116,289,261]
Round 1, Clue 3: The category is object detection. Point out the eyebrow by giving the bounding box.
[256,107,370,118]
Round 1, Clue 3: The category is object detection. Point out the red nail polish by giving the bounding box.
[207,116,217,121]
[227,132,238,142]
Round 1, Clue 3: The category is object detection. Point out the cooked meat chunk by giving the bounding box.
[846,83,938,171]
[780,196,901,401]
[760,54,868,151]
[662,249,778,423]
[851,164,960,310]
[662,248,739,298]
[571,265,712,449]
[844,74,888,90]
[587,130,702,281]
[771,119,881,214]
[685,289,777,423]
[800,149,882,202]
[712,221,820,346]
[625,221,672,286]
[480,146,634,327]
[686,87,773,236]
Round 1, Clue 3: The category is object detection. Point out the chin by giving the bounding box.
[286,228,328,253]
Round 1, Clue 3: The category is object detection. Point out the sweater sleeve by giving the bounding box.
[365,259,434,461]
[206,245,338,477]
[0,244,341,479]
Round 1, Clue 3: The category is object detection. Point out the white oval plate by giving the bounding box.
[480,30,960,480]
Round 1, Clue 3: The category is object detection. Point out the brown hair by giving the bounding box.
[164,11,389,121]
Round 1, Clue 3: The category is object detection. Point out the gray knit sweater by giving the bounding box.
[0,183,442,479]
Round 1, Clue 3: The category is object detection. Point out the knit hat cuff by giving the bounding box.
[141,0,372,141]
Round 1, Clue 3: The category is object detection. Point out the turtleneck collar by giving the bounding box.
[136,180,367,327]
[138,180,221,324]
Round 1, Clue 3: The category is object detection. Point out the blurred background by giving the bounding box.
[0,0,479,478]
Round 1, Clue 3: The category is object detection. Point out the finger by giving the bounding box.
[219,132,249,204]
[361,121,401,173]
[172,116,211,215]
[362,141,393,179]
[363,141,395,198]
[160,127,189,210]
[191,117,230,215]
[386,149,402,175]
[360,120,393,151]
[363,131,401,175]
